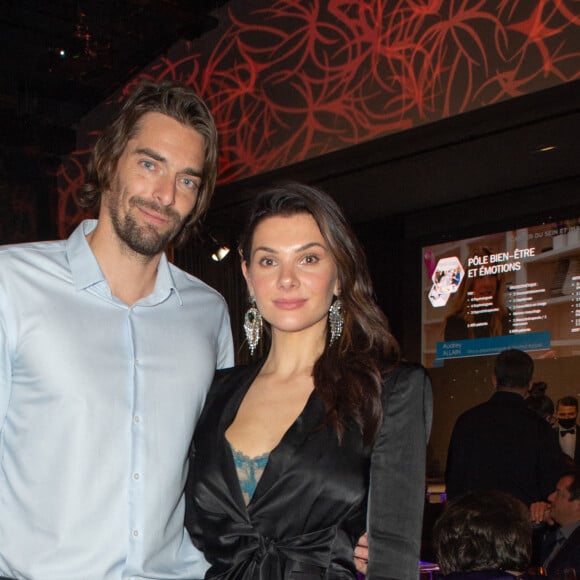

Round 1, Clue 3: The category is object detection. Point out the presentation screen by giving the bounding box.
[421,218,580,368]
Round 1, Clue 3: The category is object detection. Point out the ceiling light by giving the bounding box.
[211,245,230,262]
[208,233,231,262]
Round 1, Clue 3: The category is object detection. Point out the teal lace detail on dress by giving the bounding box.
[230,445,270,505]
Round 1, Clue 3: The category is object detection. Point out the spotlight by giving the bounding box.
[211,245,230,262]
[208,233,231,262]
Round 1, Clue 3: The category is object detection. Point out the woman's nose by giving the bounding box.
[277,263,298,288]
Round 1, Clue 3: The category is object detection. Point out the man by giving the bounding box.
[530,472,580,576]
[445,349,564,505]
[0,81,234,579]
[556,396,580,464]
[434,490,533,576]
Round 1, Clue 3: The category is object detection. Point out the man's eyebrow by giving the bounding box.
[181,167,203,179]
[135,147,202,178]
[135,147,165,162]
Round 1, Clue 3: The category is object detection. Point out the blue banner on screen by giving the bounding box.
[436,331,551,362]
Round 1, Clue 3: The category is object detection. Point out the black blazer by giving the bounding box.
[186,362,432,580]
[545,525,580,577]
[445,391,564,505]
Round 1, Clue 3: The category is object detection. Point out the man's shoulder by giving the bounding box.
[463,393,559,437]
[568,523,580,541]
[0,238,66,258]
[452,394,526,431]
[0,238,68,275]
[553,524,580,569]
[167,262,227,304]
[456,398,494,420]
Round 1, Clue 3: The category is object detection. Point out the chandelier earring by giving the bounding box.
[243,298,263,355]
[328,298,344,346]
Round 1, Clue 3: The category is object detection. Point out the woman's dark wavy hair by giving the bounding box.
[433,491,532,575]
[239,182,399,444]
[77,80,218,246]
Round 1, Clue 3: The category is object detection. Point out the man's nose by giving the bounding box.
[154,175,176,207]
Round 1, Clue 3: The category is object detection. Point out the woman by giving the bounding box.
[186,183,432,579]
[526,381,555,425]
[444,246,510,341]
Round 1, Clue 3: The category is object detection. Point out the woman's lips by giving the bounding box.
[273,299,307,310]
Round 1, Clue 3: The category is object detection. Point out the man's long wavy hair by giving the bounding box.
[77,80,218,246]
[239,183,399,445]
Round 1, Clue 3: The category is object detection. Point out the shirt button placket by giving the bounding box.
[127,309,143,550]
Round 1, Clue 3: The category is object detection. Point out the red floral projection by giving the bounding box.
[57,0,580,237]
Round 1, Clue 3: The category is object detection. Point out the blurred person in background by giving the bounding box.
[434,490,539,580]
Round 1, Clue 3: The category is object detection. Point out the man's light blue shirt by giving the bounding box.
[0,220,234,579]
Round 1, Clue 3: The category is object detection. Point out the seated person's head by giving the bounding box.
[549,470,580,527]
[433,490,532,575]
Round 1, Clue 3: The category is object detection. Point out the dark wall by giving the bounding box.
[0,151,59,244]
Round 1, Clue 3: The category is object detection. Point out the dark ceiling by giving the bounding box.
[0,0,229,165]
[1,0,579,243]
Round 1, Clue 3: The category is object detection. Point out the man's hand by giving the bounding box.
[530,501,554,525]
[354,532,368,575]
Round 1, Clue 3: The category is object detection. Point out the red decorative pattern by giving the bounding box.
[58,0,580,236]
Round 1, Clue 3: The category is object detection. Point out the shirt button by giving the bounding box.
[133,473,140,480]
[133,415,141,424]
[133,530,139,537]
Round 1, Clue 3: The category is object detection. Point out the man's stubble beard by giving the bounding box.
[107,186,188,257]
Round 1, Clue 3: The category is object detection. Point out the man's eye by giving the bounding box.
[181,177,199,191]
[140,160,155,170]
[177,174,200,193]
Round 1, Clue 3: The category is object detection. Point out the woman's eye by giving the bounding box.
[302,254,319,264]
[259,257,275,266]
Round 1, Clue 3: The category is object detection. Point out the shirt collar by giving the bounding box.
[67,220,105,291]
[142,252,182,307]
[66,219,181,306]
[560,519,580,539]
